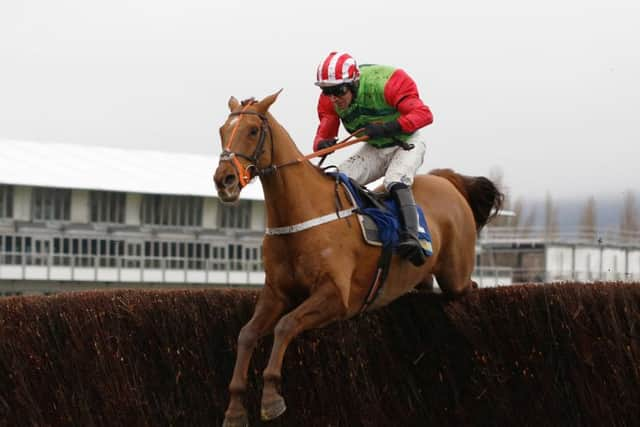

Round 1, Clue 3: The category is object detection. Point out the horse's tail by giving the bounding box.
[429,168,504,232]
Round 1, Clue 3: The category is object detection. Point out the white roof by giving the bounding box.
[0,139,264,200]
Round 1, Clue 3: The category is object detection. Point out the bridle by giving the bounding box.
[219,99,275,188]
[219,98,368,189]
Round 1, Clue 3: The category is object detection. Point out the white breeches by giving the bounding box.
[337,129,427,190]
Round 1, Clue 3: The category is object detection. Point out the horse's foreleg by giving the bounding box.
[260,284,346,421]
[223,287,287,427]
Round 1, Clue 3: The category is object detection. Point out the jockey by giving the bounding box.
[313,51,434,266]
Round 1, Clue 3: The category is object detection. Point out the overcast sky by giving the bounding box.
[1,0,638,203]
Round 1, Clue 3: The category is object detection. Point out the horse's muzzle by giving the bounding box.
[213,166,241,203]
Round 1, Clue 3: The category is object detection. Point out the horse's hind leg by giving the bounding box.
[260,284,346,421]
[434,248,475,299]
[415,274,435,292]
[435,268,474,299]
[436,273,473,299]
[223,285,288,427]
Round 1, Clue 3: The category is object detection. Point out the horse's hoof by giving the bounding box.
[260,395,287,421]
[222,412,248,427]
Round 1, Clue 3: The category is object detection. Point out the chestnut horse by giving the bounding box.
[213,91,503,427]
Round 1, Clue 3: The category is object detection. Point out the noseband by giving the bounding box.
[220,100,275,188]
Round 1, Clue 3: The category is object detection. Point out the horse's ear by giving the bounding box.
[228,96,240,112]
[255,89,283,114]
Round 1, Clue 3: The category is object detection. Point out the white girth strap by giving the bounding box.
[265,208,357,236]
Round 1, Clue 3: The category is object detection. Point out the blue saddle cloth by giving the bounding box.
[329,173,433,256]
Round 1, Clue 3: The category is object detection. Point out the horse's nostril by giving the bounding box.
[224,174,236,187]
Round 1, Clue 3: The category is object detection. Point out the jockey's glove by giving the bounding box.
[363,120,402,139]
[316,138,337,151]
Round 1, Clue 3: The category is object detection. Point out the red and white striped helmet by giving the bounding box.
[315,51,360,87]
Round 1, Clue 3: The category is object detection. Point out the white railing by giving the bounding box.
[0,253,265,287]
[472,266,514,287]
[2,225,639,294]
[479,226,640,247]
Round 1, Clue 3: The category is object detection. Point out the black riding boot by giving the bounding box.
[390,183,426,267]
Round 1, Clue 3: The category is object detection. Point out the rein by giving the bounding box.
[276,131,369,168]
[220,99,367,189]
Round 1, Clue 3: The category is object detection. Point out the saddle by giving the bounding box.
[325,173,433,312]
[329,173,433,255]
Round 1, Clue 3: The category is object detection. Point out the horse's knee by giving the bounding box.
[237,325,260,350]
[273,315,297,340]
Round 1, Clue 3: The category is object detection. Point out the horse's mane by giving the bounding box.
[232,97,342,181]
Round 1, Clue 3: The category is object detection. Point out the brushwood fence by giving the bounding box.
[0,282,639,426]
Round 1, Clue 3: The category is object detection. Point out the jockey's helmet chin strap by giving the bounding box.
[220,100,275,189]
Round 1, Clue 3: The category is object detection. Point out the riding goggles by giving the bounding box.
[321,84,350,97]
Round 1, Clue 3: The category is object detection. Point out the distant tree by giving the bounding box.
[519,205,537,237]
[511,197,524,229]
[620,190,639,237]
[544,192,559,237]
[580,196,597,238]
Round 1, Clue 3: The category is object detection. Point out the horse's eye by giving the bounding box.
[249,127,259,137]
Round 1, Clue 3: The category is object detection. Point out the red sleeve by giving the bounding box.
[383,69,433,133]
[313,95,340,150]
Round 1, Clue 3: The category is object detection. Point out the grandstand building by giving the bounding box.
[475,226,640,287]
[0,140,266,295]
[1,139,639,295]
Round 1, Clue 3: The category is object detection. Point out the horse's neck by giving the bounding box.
[260,117,337,228]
